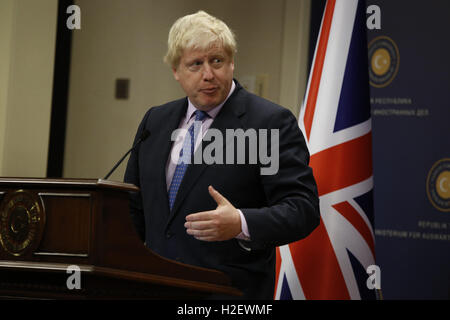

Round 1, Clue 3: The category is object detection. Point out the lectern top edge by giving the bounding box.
[0,177,139,192]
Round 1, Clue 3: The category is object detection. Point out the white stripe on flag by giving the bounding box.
[307,0,361,155]
[277,245,306,300]
[319,176,375,299]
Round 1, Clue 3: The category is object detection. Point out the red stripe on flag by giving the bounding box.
[289,218,350,299]
[332,201,376,258]
[274,247,281,299]
[303,0,336,140]
[310,132,373,197]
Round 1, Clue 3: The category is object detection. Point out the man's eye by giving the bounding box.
[211,58,224,68]
[188,62,202,71]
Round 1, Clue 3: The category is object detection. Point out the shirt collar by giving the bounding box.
[185,80,236,124]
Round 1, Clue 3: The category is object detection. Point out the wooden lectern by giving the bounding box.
[0,178,241,299]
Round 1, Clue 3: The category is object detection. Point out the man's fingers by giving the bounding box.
[184,187,239,242]
[186,227,217,238]
[185,210,215,222]
[184,220,213,230]
[208,185,229,206]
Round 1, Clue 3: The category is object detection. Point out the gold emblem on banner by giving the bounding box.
[0,190,46,256]
[426,159,450,212]
[368,36,400,88]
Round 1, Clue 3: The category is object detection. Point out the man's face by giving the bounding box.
[173,45,234,111]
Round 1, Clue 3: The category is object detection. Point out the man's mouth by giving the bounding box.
[200,87,218,94]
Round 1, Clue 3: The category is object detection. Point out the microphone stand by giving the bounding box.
[103,130,150,180]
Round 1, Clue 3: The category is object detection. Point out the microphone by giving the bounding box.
[103,129,150,180]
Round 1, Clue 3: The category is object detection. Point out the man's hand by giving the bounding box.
[184,186,242,241]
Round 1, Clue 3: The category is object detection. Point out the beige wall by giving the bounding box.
[0,0,58,177]
[0,0,310,180]
[0,0,14,175]
[280,0,311,116]
[64,0,311,181]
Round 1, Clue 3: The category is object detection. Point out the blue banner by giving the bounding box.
[367,0,450,299]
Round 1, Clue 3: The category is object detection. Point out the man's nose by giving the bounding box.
[202,63,214,81]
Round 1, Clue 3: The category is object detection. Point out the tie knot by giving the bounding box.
[195,110,209,122]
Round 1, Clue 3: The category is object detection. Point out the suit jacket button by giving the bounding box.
[166,232,172,238]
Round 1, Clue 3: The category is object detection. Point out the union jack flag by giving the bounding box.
[275,0,376,299]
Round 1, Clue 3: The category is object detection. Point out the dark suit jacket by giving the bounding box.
[124,81,320,299]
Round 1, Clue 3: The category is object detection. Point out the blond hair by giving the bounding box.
[164,11,237,68]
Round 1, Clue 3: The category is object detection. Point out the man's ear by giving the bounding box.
[228,57,235,72]
[172,68,179,81]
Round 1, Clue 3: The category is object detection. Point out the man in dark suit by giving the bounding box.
[124,10,320,299]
